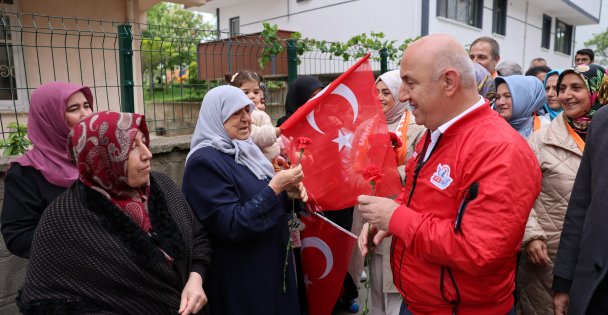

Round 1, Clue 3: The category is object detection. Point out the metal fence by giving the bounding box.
[0,11,402,152]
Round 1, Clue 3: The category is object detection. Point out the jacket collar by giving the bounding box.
[441,99,494,137]
[541,112,583,156]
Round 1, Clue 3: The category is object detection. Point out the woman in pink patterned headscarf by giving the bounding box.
[1,82,93,258]
[17,111,210,314]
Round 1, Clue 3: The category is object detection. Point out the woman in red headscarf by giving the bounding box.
[1,82,93,258]
[17,111,211,315]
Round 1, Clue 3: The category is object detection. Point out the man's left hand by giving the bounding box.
[357,195,399,231]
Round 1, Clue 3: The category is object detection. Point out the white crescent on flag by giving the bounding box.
[301,236,334,279]
[305,83,359,135]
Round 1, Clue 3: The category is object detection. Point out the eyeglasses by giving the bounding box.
[231,106,252,119]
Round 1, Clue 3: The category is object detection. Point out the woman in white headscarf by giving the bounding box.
[350,70,426,315]
[182,85,307,315]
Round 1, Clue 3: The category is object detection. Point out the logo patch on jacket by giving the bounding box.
[430,164,453,190]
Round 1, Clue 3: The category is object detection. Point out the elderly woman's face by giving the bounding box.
[495,83,513,121]
[224,105,252,140]
[127,130,152,188]
[558,73,592,119]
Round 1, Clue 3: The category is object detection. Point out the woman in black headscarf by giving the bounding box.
[276,75,323,127]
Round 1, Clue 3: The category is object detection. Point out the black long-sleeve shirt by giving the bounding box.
[1,163,66,258]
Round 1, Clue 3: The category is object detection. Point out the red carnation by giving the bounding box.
[363,164,384,183]
[295,137,312,151]
[389,132,402,150]
[363,164,384,196]
[294,137,312,166]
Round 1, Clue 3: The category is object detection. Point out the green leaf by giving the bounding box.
[4,146,13,156]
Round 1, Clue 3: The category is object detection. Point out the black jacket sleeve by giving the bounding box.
[0,164,65,258]
[552,108,604,292]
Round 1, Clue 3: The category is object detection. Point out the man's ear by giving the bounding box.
[444,69,460,96]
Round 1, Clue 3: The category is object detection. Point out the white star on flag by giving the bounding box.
[332,129,352,152]
[304,274,313,288]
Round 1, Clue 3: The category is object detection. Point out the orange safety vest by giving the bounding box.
[564,116,586,152]
[394,111,411,165]
[533,113,541,132]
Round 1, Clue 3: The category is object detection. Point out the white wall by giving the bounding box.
[205,0,597,71]
[215,0,419,44]
[427,0,574,69]
[570,0,602,21]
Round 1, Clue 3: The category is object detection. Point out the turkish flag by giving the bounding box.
[281,54,401,210]
[300,213,357,315]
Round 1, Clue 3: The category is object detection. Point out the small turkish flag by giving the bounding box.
[281,54,401,210]
[300,213,357,315]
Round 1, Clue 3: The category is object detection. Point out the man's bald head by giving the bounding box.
[404,34,476,92]
[399,34,481,130]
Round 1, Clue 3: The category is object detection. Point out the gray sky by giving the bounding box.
[575,1,608,53]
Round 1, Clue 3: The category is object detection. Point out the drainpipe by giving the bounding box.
[571,27,576,65]
[522,1,529,68]
[216,8,220,39]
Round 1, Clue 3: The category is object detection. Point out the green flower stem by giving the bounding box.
[362,252,372,314]
[282,149,305,293]
[297,148,304,165]
[362,180,377,313]
[282,233,292,293]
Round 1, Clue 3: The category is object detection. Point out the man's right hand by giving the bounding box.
[525,239,551,266]
[553,292,569,315]
[358,222,389,256]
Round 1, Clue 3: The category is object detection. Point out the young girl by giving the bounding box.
[225,71,282,169]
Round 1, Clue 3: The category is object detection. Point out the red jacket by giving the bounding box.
[389,104,541,314]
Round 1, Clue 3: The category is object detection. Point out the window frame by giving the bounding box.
[541,14,552,49]
[554,19,573,55]
[437,0,483,29]
[0,3,28,112]
[492,0,507,35]
[229,16,240,37]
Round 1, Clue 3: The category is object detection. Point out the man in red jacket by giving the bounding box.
[358,34,541,315]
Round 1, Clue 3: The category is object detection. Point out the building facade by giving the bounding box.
[196,0,603,69]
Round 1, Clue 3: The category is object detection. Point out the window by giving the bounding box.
[229,17,240,37]
[541,15,551,49]
[0,12,26,111]
[437,0,483,28]
[554,19,573,55]
[492,0,507,35]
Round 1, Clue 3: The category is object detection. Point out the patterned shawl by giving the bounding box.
[474,62,496,101]
[69,111,151,231]
[17,172,211,314]
[557,64,608,133]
